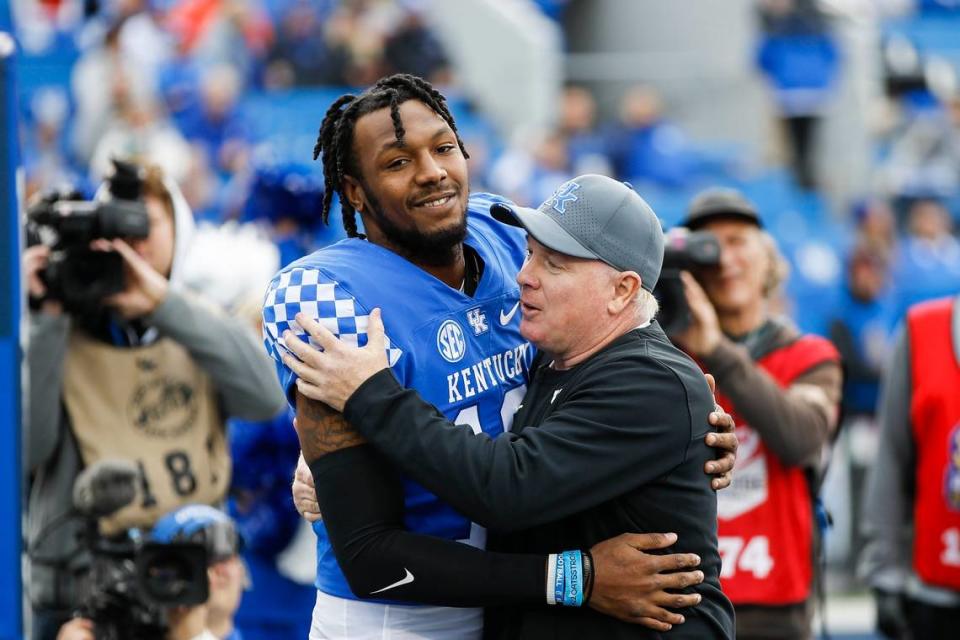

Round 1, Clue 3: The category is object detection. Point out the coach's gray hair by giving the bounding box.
[635,288,660,323]
[603,263,659,322]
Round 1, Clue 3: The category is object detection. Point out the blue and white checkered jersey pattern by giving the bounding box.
[260,193,534,603]
[262,267,403,382]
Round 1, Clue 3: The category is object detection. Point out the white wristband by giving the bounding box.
[546,553,558,605]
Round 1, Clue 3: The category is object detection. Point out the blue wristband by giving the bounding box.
[561,550,584,607]
[571,550,584,607]
[554,552,564,606]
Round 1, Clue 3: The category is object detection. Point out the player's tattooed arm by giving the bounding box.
[295,390,367,461]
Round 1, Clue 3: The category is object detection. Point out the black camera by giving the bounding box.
[26,160,150,313]
[72,461,210,640]
[654,228,721,336]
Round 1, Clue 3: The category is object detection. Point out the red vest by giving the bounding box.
[713,335,839,605]
[908,297,960,591]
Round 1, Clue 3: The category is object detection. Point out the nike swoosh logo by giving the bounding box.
[369,568,415,595]
[500,301,520,325]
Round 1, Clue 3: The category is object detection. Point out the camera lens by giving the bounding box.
[142,551,194,599]
[136,541,209,606]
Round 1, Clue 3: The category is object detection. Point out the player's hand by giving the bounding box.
[589,532,704,631]
[673,271,722,357]
[292,451,322,523]
[56,617,95,640]
[704,373,737,490]
[282,308,389,412]
[95,238,169,319]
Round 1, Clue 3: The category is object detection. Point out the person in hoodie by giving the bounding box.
[24,162,286,640]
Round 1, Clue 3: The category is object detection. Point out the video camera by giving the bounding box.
[653,227,721,336]
[26,159,150,313]
[72,461,210,640]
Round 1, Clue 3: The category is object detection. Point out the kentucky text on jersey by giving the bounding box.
[447,342,531,404]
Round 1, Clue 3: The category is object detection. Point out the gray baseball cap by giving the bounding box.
[490,174,665,291]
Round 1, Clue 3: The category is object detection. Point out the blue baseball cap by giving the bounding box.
[152,505,242,564]
[491,175,665,291]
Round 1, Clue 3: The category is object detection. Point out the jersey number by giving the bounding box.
[450,386,526,548]
[453,386,526,435]
[718,535,774,579]
[139,449,199,508]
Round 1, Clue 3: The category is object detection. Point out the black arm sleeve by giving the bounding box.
[309,445,545,607]
[343,359,698,532]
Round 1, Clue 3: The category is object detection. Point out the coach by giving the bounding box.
[284,174,734,639]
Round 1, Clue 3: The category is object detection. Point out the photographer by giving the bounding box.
[672,188,842,640]
[25,163,285,640]
[56,504,245,640]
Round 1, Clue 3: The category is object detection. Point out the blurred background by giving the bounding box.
[7,0,960,638]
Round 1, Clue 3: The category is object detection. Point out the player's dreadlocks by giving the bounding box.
[313,74,469,238]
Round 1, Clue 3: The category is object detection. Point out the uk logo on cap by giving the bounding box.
[547,181,581,214]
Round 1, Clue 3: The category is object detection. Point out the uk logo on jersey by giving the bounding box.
[437,319,467,363]
[466,308,488,336]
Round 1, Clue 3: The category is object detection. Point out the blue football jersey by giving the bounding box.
[262,194,532,601]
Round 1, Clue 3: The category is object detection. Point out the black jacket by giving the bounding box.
[339,322,734,639]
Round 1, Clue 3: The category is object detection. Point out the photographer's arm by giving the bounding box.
[859,328,913,594]
[676,271,841,468]
[147,289,286,420]
[859,328,915,638]
[98,237,285,422]
[700,340,841,467]
[24,245,70,473]
[26,313,70,472]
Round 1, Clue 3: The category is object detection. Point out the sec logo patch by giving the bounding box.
[437,319,467,363]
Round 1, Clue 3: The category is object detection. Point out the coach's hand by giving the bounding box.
[282,309,389,412]
[589,532,704,631]
[705,373,737,490]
